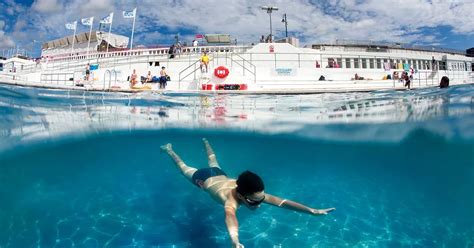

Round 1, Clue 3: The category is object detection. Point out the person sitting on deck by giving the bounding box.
[161,138,335,248]
[145,71,153,83]
[200,52,210,73]
[353,73,364,80]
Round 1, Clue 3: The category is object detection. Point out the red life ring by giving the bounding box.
[214,66,230,79]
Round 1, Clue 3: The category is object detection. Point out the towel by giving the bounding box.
[403,63,410,72]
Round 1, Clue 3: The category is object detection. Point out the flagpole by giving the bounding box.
[106,15,113,53]
[87,18,94,59]
[130,8,136,50]
[71,22,77,56]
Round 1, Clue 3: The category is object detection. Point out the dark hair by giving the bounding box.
[236,171,264,196]
[440,76,449,88]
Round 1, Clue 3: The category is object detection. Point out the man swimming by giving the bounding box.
[161,139,335,248]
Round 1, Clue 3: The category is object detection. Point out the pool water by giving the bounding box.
[0,84,473,247]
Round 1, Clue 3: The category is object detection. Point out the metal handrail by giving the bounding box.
[110,69,118,89]
[232,54,257,84]
[178,59,202,82]
[103,70,111,90]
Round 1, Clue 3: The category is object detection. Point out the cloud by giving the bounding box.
[0,20,15,49]
[32,0,62,13]
[2,0,27,16]
[77,0,114,15]
[3,0,474,55]
[0,32,15,49]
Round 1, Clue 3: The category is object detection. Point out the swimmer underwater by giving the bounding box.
[161,138,335,248]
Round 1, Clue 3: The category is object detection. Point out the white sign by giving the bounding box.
[272,68,297,77]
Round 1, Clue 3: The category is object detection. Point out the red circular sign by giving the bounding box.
[269,45,274,53]
[214,66,230,78]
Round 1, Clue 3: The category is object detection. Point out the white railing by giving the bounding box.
[45,45,252,64]
[40,72,75,86]
[40,44,472,77]
[0,72,28,82]
[40,45,252,74]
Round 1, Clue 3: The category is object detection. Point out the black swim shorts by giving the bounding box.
[192,167,226,187]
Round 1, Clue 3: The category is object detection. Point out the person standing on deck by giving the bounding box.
[130,69,138,87]
[85,63,90,81]
[159,66,168,89]
[193,39,198,53]
[161,139,335,248]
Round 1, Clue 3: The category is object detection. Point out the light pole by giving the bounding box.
[261,6,279,41]
[281,13,288,38]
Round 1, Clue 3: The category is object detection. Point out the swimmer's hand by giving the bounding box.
[311,208,335,215]
[231,241,244,248]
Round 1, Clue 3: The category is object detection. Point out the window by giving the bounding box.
[362,58,367,68]
[345,58,351,68]
[337,58,342,68]
[389,59,395,69]
[327,58,335,68]
[440,61,447,70]
[354,58,360,68]
[369,59,374,69]
[376,59,382,69]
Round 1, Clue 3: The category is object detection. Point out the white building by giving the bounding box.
[41,31,129,57]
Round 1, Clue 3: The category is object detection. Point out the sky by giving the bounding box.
[0,0,473,57]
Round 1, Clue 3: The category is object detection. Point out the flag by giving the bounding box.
[81,17,94,26]
[195,34,203,39]
[100,12,114,24]
[123,8,136,18]
[65,21,77,30]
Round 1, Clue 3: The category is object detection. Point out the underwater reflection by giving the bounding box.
[0,85,473,147]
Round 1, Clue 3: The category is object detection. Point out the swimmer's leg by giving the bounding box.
[161,143,197,181]
[202,138,220,168]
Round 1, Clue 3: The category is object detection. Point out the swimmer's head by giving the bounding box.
[236,171,265,209]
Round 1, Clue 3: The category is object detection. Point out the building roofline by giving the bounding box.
[310,40,467,56]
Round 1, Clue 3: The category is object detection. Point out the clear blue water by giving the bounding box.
[0,84,473,247]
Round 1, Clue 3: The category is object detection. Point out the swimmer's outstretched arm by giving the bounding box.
[224,201,244,248]
[263,193,335,215]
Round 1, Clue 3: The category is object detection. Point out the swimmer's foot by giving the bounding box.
[160,143,172,152]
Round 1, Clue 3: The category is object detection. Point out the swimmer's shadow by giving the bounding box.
[170,199,222,248]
